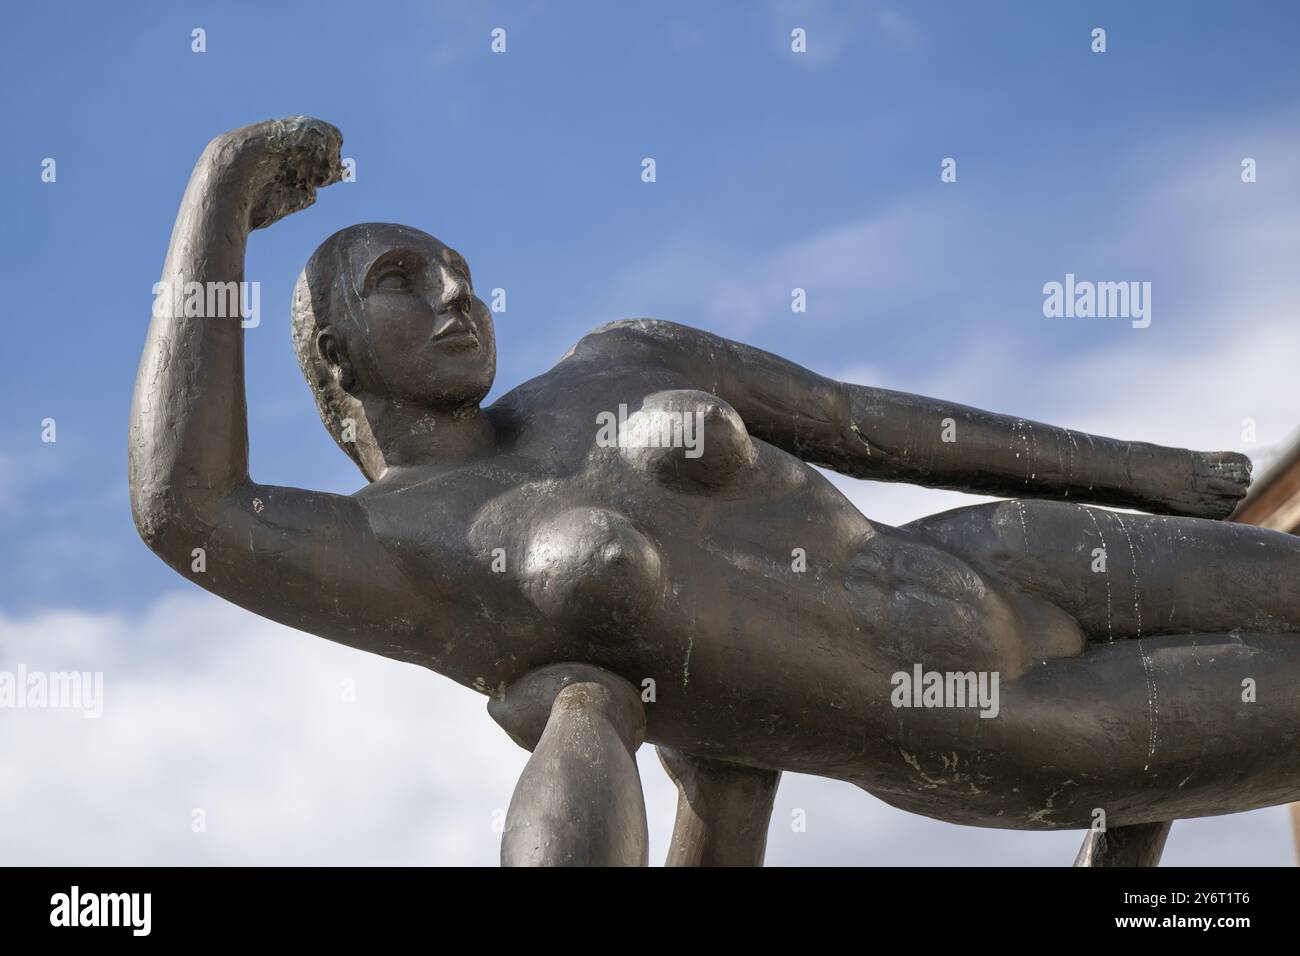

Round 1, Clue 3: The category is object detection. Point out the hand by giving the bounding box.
[1155,450,1252,520]
[203,117,344,230]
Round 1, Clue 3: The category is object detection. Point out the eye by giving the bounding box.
[374,268,411,292]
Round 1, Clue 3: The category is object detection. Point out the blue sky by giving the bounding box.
[3,1,1300,865]
[5,0,1300,611]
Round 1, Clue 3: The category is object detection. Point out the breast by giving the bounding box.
[616,390,757,491]
[521,507,665,635]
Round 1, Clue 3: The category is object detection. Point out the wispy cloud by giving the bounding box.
[767,1,922,65]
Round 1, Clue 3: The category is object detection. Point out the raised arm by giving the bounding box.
[129,118,414,643]
[573,319,1251,519]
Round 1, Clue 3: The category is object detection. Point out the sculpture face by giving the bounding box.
[321,223,497,410]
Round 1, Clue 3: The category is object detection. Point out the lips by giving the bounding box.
[433,315,479,347]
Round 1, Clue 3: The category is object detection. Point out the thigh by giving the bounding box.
[1001,631,1300,826]
[905,499,1300,640]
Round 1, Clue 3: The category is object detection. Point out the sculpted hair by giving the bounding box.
[290,226,378,482]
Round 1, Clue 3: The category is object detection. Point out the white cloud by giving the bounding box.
[1,595,521,865]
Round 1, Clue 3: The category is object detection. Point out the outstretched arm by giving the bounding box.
[129,118,414,643]
[574,319,1251,519]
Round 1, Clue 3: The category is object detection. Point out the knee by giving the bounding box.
[905,500,1057,566]
[904,502,1003,549]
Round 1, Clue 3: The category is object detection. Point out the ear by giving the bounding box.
[316,327,355,392]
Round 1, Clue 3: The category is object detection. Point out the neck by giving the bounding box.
[360,397,494,477]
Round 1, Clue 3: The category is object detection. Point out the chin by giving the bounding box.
[427,368,494,409]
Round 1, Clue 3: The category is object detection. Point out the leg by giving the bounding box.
[907,499,1300,640]
[658,747,781,866]
[1074,821,1173,866]
[991,630,1300,824]
[490,664,649,867]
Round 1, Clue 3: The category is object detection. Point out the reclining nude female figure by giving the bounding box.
[130,118,1300,866]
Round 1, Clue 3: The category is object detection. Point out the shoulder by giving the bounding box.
[561,318,698,364]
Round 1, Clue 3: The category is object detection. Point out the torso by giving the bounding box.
[318,341,1300,830]
[351,347,1083,811]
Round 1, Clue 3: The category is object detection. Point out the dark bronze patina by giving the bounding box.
[131,118,1296,866]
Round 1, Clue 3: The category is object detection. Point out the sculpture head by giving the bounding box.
[292,223,497,480]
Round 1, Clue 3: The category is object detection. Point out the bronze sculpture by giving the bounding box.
[130,117,1299,866]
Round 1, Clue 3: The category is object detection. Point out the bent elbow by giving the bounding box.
[130,482,177,554]
[128,470,223,571]
[129,479,191,562]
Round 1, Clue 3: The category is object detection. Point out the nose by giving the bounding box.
[429,289,472,324]
[449,289,474,316]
